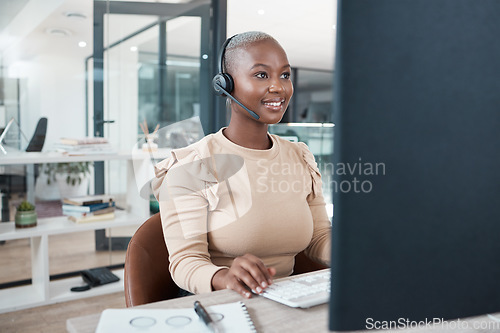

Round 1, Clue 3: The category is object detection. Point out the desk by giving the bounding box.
[66,272,500,333]
[67,288,328,333]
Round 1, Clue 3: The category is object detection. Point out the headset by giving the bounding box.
[212,35,260,120]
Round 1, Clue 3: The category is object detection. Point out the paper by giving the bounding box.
[95,301,256,333]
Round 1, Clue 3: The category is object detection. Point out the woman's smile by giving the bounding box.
[262,98,286,112]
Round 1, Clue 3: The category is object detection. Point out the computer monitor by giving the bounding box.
[329,0,500,331]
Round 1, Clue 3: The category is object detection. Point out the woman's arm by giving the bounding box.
[156,160,276,295]
[158,168,226,294]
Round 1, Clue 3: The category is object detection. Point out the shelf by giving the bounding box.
[0,149,171,166]
[0,269,125,314]
[0,285,45,313]
[0,211,144,241]
[0,211,144,313]
[49,269,125,303]
[0,150,164,313]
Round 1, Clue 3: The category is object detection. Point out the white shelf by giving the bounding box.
[0,212,143,313]
[0,285,45,313]
[49,269,125,304]
[0,149,171,166]
[0,150,170,313]
[0,211,143,241]
[0,269,125,314]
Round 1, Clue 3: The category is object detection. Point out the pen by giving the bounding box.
[194,300,223,333]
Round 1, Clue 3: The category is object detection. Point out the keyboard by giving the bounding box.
[261,269,330,308]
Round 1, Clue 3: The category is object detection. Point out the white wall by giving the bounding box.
[24,54,87,149]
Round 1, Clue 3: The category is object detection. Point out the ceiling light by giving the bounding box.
[257,9,265,15]
[130,46,138,52]
[45,28,72,37]
[78,41,87,48]
[64,11,87,20]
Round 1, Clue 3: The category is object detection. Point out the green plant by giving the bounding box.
[17,200,35,211]
[44,162,92,186]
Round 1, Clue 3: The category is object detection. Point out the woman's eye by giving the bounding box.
[281,72,291,80]
[255,72,268,79]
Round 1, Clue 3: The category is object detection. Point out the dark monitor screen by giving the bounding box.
[329,0,500,331]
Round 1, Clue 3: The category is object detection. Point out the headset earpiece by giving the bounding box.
[212,73,234,96]
[211,34,260,120]
[212,35,236,96]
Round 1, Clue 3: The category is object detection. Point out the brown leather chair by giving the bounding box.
[124,212,328,307]
[124,213,179,307]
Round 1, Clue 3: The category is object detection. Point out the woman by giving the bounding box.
[152,31,331,298]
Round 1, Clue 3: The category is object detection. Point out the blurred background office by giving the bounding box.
[0,0,336,313]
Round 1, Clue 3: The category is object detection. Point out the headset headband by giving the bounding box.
[218,35,236,74]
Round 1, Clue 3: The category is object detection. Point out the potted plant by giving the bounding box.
[43,162,92,199]
[15,200,37,228]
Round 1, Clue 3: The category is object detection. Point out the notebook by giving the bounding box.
[95,301,256,333]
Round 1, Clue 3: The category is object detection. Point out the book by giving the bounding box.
[59,137,109,145]
[63,195,114,206]
[68,212,115,224]
[95,301,256,333]
[62,201,115,213]
[62,206,115,218]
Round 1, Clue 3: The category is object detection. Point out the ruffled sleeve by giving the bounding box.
[296,142,323,199]
[152,145,220,211]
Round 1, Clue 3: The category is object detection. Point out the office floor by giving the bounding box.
[0,291,125,333]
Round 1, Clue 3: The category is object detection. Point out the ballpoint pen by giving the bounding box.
[194,300,223,333]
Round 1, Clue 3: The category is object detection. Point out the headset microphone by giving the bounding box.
[212,80,260,120]
[212,35,260,120]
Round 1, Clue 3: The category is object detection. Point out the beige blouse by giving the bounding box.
[152,128,331,294]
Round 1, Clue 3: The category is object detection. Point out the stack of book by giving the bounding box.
[62,195,116,223]
[55,137,116,155]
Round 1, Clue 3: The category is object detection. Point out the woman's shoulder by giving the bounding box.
[270,134,323,196]
[269,133,316,161]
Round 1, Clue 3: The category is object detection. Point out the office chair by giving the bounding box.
[25,117,48,152]
[124,212,328,307]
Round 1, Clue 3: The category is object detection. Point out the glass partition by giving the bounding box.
[292,68,333,123]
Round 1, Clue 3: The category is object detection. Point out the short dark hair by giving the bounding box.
[223,31,277,74]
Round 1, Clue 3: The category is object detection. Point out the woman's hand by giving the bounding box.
[211,253,276,298]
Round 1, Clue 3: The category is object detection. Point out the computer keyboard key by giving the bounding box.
[261,269,331,308]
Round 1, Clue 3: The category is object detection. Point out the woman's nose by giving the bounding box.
[269,81,284,93]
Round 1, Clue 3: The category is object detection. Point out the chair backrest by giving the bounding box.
[124,212,328,307]
[25,117,47,152]
[124,213,179,307]
[293,250,329,276]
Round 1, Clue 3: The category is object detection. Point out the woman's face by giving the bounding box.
[229,39,294,124]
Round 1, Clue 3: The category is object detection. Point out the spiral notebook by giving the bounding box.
[95,301,256,333]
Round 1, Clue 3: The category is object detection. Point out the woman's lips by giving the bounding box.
[262,99,285,111]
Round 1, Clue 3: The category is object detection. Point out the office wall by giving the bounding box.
[26,54,87,147]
